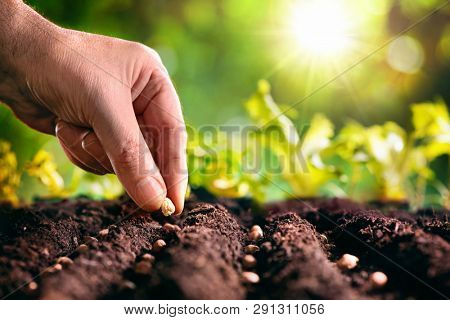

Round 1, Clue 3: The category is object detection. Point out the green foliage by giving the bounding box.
[187,81,449,208]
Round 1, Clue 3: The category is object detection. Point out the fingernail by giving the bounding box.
[136,176,166,211]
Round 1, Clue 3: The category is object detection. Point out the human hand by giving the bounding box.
[0,1,187,213]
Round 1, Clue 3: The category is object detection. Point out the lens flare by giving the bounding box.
[289,0,353,57]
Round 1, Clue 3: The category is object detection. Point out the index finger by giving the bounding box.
[134,68,188,214]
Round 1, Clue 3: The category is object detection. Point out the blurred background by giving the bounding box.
[1,0,449,204]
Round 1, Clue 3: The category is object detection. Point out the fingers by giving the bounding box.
[55,121,109,175]
[81,132,114,173]
[136,69,188,214]
[59,139,105,175]
[93,93,167,212]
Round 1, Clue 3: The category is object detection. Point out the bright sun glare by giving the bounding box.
[290,0,353,57]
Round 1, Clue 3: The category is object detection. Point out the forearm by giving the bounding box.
[0,0,59,102]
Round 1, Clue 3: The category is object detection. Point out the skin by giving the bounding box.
[0,0,188,213]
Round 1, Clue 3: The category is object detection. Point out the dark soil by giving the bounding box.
[0,191,448,300]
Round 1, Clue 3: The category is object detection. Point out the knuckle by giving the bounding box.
[113,138,142,172]
[145,47,162,64]
[132,42,162,64]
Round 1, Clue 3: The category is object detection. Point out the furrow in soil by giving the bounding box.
[116,202,247,300]
[36,208,167,300]
[254,211,358,299]
[332,212,450,299]
[0,199,119,299]
[267,199,449,299]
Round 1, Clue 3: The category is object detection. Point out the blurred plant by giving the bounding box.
[0,140,20,204]
[25,150,66,197]
[0,142,123,205]
[187,81,449,209]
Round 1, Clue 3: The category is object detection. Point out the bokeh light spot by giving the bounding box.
[387,36,424,74]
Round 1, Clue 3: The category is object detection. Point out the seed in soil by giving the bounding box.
[336,254,359,270]
[28,281,38,291]
[83,236,98,245]
[163,223,181,232]
[319,234,328,243]
[251,225,263,233]
[98,229,109,237]
[44,263,63,274]
[135,261,152,274]
[56,256,73,267]
[77,244,89,253]
[249,225,263,241]
[153,239,167,252]
[243,254,257,268]
[244,244,260,254]
[161,198,176,216]
[141,253,155,263]
[369,271,388,288]
[53,263,63,271]
[241,271,260,284]
[119,280,136,291]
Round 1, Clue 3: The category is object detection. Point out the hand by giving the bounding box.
[0,1,187,213]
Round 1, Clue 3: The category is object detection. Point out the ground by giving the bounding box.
[0,189,448,299]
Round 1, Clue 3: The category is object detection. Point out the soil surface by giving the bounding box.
[0,191,448,299]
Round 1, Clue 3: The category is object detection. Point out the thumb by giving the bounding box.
[92,95,167,212]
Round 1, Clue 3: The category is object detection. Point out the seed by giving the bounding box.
[251,225,263,233]
[141,253,155,263]
[249,226,263,241]
[98,229,109,237]
[319,234,328,243]
[241,271,260,284]
[249,230,263,241]
[161,198,176,216]
[336,254,359,270]
[77,244,89,253]
[56,256,73,267]
[134,261,152,274]
[43,263,62,275]
[83,236,98,245]
[28,281,38,291]
[163,223,181,232]
[243,255,257,268]
[152,239,167,252]
[120,280,136,290]
[49,263,62,273]
[244,244,260,254]
[369,271,388,288]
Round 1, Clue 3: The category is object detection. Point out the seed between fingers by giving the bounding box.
[161,198,176,216]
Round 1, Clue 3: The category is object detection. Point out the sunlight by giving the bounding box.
[289,0,353,57]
